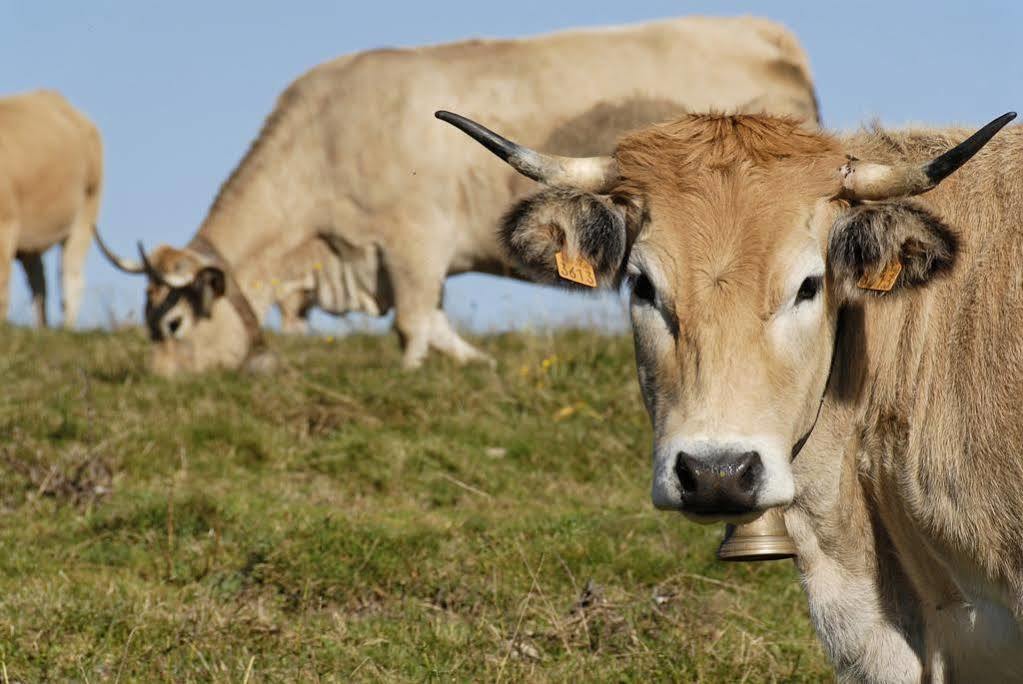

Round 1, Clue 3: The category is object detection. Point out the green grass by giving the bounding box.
[0,326,830,682]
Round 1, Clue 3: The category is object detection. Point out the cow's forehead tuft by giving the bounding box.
[615,113,840,180]
[149,246,204,275]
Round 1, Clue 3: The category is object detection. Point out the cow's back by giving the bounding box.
[281,17,818,259]
[194,17,820,319]
[0,90,102,248]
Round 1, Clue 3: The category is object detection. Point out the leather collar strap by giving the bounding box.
[790,316,843,461]
[187,235,266,352]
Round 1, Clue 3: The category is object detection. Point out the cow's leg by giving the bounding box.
[280,310,310,335]
[0,219,18,323]
[384,245,448,369]
[17,252,47,327]
[384,243,492,369]
[60,200,96,328]
[0,183,18,323]
[428,309,494,366]
[278,289,311,334]
[390,269,438,370]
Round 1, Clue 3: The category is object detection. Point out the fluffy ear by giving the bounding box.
[193,266,226,317]
[499,188,629,288]
[828,201,958,298]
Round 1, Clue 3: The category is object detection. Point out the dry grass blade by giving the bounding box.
[438,472,493,500]
[497,552,545,684]
[242,655,255,684]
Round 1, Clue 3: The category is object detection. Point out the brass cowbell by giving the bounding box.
[717,507,797,562]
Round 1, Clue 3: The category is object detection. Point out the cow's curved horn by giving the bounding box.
[137,242,192,289]
[93,225,144,273]
[841,112,1016,200]
[435,110,619,193]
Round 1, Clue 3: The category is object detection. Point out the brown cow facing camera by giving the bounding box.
[440,107,1023,681]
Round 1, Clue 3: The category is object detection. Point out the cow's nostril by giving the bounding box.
[736,451,762,494]
[675,451,698,494]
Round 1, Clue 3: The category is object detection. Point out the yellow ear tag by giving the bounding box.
[555,251,597,288]
[857,259,903,292]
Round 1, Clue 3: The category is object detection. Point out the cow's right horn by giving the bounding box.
[840,112,1016,200]
[435,110,619,193]
[93,225,144,274]
[137,242,192,289]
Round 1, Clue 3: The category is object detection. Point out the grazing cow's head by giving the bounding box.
[439,110,1014,522]
[93,234,269,376]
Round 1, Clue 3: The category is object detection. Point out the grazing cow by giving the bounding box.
[95,16,819,374]
[440,108,1023,680]
[0,90,102,327]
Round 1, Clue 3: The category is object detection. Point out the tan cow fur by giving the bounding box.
[0,90,102,327]
[482,113,1023,681]
[788,123,1023,682]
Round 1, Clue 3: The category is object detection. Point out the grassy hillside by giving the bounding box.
[0,326,830,682]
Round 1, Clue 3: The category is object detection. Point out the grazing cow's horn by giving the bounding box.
[841,112,1017,200]
[137,242,192,289]
[435,110,619,193]
[93,225,144,274]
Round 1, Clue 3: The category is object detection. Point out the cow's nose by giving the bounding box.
[674,450,762,514]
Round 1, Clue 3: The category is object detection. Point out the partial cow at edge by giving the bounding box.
[0,90,102,327]
[441,104,1023,680]
[96,15,819,375]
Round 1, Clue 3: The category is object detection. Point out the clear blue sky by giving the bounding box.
[4,0,1021,333]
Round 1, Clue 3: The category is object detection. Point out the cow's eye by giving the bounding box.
[631,273,656,305]
[795,276,822,304]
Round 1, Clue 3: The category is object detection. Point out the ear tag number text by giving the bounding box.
[555,252,597,288]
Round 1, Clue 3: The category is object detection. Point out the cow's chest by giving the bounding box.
[788,487,1023,682]
[858,471,1023,679]
[933,566,1023,679]
[786,507,926,682]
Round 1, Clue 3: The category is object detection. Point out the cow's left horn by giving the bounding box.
[435,110,619,193]
[93,225,144,273]
[137,242,192,289]
[840,112,1016,200]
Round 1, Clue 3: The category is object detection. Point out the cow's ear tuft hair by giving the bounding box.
[499,188,629,289]
[194,266,226,317]
[828,201,958,298]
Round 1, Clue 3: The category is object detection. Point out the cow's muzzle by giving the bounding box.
[674,450,762,516]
